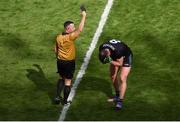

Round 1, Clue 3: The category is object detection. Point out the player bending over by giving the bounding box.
[99,39,133,109]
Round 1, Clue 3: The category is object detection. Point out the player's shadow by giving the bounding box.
[26,64,55,103]
[79,76,113,97]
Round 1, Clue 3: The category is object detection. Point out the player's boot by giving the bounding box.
[63,100,72,106]
[115,100,122,109]
[53,96,62,105]
[113,96,119,102]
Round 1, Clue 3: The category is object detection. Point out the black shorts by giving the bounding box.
[57,59,75,79]
[123,53,133,67]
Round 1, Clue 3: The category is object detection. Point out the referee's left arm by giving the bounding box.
[54,42,58,57]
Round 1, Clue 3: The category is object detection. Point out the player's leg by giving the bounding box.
[54,60,65,104]
[116,54,132,109]
[119,54,133,100]
[56,61,65,98]
[110,64,120,99]
[63,78,72,104]
[55,78,64,98]
[115,67,131,109]
[63,60,75,105]
[54,78,64,104]
[119,67,131,100]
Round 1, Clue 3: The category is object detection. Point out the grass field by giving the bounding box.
[0,0,180,121]
[0,0,107,120]
[66,0,180,120]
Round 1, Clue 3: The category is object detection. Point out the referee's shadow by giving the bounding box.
[79,76,113,98]
[26,64,55,103]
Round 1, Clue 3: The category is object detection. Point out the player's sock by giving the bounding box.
[64,85,71,104]
[115,90,119,97]
[119,99,123,102]
[56,79,64,97]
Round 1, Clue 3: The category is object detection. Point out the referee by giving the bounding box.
[54,6,86,105]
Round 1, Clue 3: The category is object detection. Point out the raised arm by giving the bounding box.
[70,6,87,40]
[77,11,86,33]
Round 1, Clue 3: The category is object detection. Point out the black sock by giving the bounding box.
[56,79,64,97]
[119,99,123,102]
[115,91,119,97]
[64,85,71,104]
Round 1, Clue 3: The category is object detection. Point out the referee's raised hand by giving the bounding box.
[80,5,86,16]
[80,5,86,12]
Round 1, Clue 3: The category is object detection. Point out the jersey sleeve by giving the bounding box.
[56,35,60,44]
[69,31,79,41]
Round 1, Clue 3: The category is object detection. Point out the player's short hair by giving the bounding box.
[64,21,74,29]
[99,49,107,64]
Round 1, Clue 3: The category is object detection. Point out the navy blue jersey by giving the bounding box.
[99,39,132,60]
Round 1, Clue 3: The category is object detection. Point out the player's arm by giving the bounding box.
[110,57,123,66]
[54,42,58,57]
[103,55,123,66]
[54,45,57,54]
[72,6,87,38]
[78,10,86,33]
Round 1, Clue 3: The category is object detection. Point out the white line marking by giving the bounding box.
[58,0,114,120]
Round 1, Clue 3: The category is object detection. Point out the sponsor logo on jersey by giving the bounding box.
[102,44,115,50]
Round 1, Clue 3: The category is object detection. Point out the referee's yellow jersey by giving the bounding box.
[56,31,79,61]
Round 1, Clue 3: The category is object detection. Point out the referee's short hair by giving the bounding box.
[64,21,74,29]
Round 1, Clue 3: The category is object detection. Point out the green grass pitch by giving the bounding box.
[0,0,180,120]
